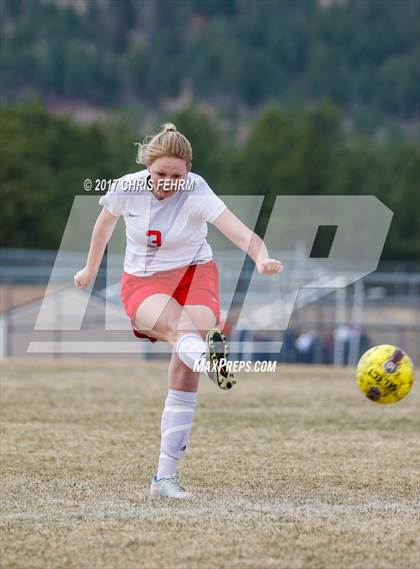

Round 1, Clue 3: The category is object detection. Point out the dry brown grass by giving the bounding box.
[1,358,419,569]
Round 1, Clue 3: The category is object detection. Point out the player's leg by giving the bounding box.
[182,304,217,339]
[152,353,198,493]
[152,304,233,491]
[133,293,196,343]
[179,260,235,389]
[162,305,217,392]
[133,295,206,497]
[183,304,235,390]
[134,294,233,388]
[168,352,200,392]
[142,300,232,497]
[134,293,208,369]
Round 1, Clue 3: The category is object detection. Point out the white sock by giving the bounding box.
[156,388,198,480]
[176,333,207,371]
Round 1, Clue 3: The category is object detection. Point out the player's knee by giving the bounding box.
[165,315,183,343]
[166,315,195,344]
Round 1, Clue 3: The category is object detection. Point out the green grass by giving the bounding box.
[1,358,419,569]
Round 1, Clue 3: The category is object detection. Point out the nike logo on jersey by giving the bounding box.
[128,213,140,217]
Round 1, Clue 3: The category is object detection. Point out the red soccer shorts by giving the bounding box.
[120,260,221,342]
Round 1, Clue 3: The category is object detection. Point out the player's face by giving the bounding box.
[148,157,191,200]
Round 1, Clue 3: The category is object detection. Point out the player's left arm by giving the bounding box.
[212,209,283,275]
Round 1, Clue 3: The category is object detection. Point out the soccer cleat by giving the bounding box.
[149,473,194,499]
[205,328,236,390]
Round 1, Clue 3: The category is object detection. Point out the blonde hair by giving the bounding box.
[137,123,192,166]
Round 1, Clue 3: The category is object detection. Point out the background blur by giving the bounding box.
[0,0,419,363]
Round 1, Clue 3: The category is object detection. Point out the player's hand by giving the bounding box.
[74,266,96,289]
[256,258,283,275]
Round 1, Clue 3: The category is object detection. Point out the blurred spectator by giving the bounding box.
[320,329,335,364]
[296,330,320,364]
[281,328,299,363]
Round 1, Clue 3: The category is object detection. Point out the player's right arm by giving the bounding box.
[74,207,120,289]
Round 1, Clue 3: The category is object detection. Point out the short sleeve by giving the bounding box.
[190,177,227,223]
[98,180,123,217]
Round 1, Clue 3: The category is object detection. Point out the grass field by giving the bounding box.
[1,358,419,569]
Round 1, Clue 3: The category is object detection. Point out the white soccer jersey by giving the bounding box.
[99,170,227,276]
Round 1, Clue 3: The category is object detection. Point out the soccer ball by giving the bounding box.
[356,344,414,404]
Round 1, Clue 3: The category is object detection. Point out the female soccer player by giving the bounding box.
[74,123,282,498]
